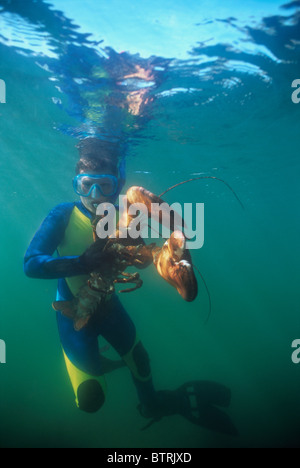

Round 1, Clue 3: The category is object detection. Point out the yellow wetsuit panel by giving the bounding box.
[63,350,107,407]
[57,206,94,296]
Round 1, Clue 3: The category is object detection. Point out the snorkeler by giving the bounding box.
[24,137,237,435]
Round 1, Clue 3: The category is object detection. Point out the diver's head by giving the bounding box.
[74,138,124,214]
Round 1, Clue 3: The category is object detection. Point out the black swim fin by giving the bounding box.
[138,380,238,436]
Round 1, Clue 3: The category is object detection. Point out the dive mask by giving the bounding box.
[73,173,119,198]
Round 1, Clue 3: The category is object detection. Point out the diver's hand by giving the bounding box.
[79,239,107,274]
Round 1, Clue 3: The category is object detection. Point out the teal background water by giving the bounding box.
[0,0,299,448]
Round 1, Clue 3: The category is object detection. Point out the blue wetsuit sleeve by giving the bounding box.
[24,203,87,279]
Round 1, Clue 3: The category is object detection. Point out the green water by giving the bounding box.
[0,0,300,448]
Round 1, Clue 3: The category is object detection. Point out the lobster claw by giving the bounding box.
[153,231,198,302]
[120,186,186,233]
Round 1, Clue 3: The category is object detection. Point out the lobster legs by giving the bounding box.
[114,272,143,293]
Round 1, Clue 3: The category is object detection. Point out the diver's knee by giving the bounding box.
[77,379,105,413]
[132,341,151,380]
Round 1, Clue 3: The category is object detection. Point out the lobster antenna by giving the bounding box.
[192,263,212,325]
[159,176,244,210]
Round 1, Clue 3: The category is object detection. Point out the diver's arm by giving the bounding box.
[24,203,89,279]
[31,255,88,279]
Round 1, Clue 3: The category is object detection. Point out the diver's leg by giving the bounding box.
[97,297,237,433]
[98,353,126,374]
[56,310,107,413]
[99,294,158,411]
[62,348,106,413]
